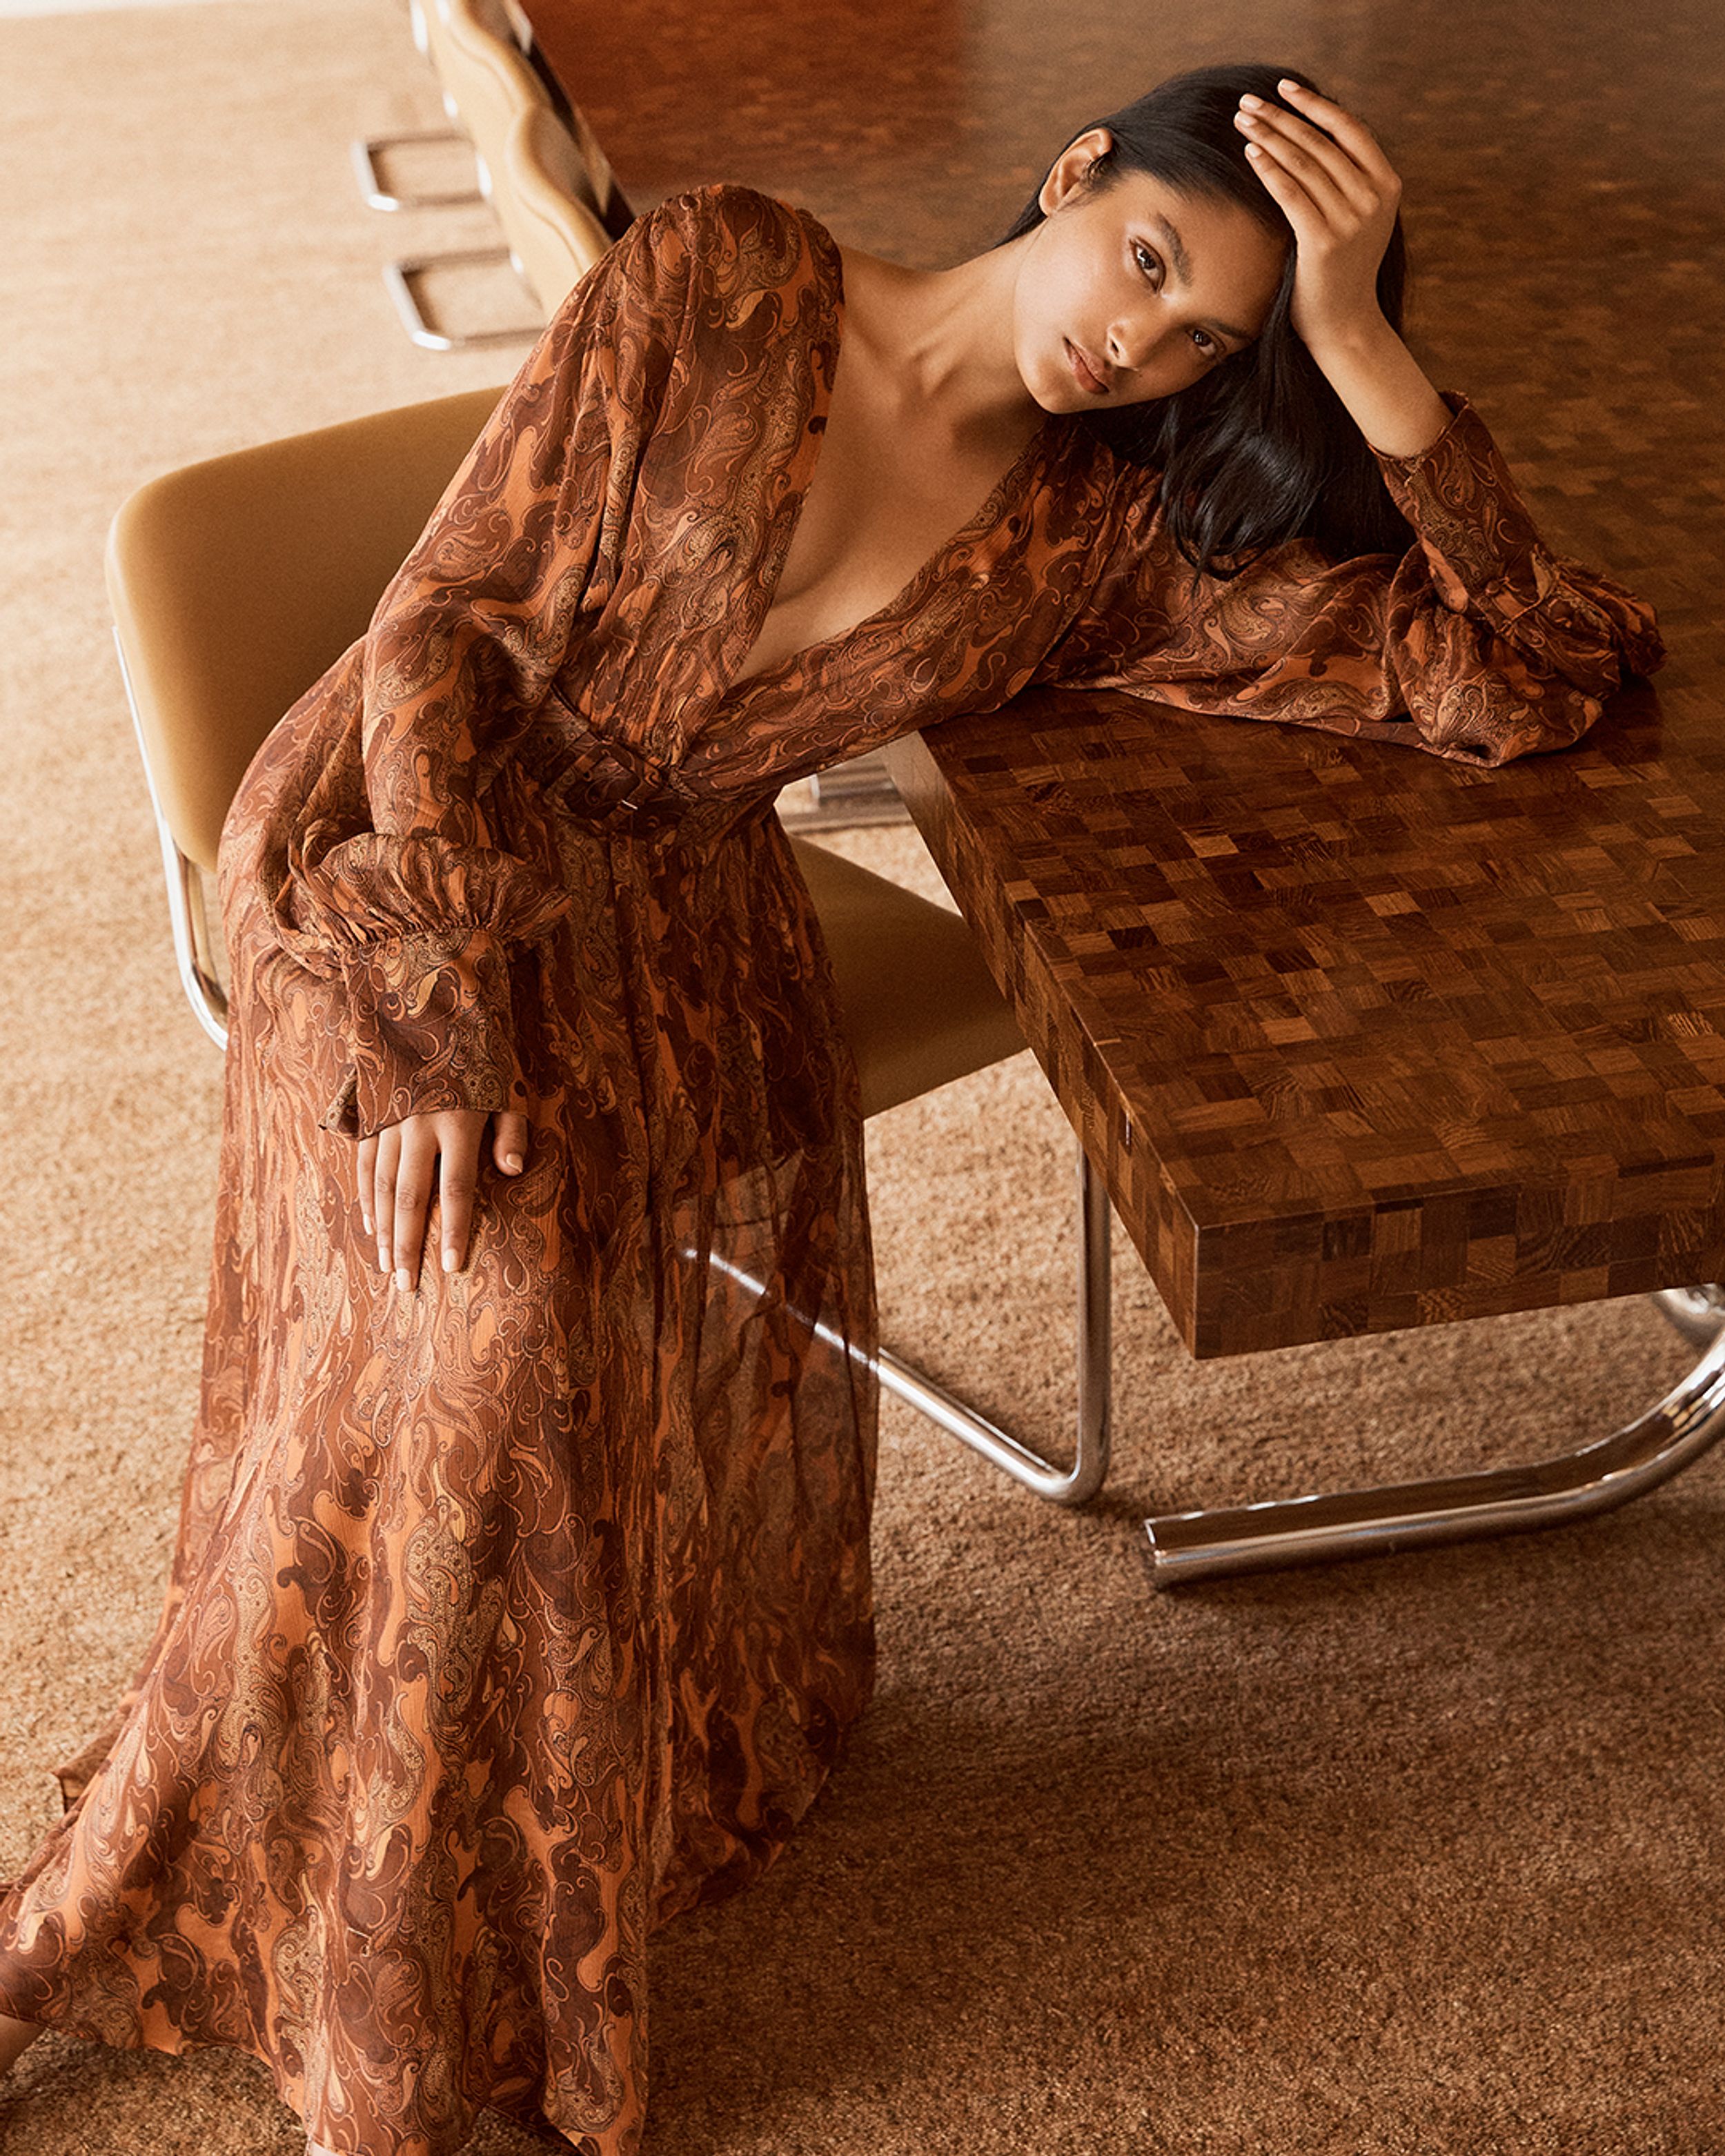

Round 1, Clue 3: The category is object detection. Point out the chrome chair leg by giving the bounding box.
[1143,1287,1725,1586]
[350,130,483,212]
[686,1139,1112,1508]
[382,249,544,351]
[116,629,229,1047]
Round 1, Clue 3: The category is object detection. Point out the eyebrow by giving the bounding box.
[1151,214,1259,347]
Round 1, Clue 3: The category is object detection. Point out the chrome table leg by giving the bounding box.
[1143,1289,1725,1585]
[1650,1285,1725,1348]
[874,1142,1111,1505]
[693,1155,1725,1581]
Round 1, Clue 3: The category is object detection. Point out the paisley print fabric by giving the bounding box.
[0,181,1662,2156]
[1056,390,1665,764]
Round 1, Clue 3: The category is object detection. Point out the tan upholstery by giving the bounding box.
[497,103,611,313]
[433,0,614,310]
[787,837,1025,1118]
[107,388,504,874]
[108,395,1025,1114]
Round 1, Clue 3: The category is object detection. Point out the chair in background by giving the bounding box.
[489,103,612,317]
[381,0,629,350]
[106,395,1094,1503]
[351,0,484,214]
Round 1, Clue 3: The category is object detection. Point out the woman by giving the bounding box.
[0,61,1662,2156]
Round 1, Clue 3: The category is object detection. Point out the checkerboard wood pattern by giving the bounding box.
[889,678,1725,1358]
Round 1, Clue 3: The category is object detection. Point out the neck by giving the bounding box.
[842,232,1041,449]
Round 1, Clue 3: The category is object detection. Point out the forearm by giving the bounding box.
[1304,315,1452,460]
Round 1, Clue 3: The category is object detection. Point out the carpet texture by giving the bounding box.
[1,5,1720,2153]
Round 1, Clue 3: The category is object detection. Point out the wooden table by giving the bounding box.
[884,687,1725,1580]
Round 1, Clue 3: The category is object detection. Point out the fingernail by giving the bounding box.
[377,1245,388,1270]
[395,1267,411,1291]
[362,1213,373,1236]
[1279,77,1302,91]
[442,1247,458,1273]
[1239,93,1261,109]
[504,1152,523,1173]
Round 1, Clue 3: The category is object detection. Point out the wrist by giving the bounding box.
[1303,315,1451,461]
[1300,307,1402,369]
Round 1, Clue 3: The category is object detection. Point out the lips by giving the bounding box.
[1065,338,1112,397]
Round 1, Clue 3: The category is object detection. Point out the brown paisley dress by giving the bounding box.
[0,183,1663,2155]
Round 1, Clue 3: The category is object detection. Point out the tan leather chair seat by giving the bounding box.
[788,837,1024,1119]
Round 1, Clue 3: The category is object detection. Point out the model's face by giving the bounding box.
[1013,132,1288,412]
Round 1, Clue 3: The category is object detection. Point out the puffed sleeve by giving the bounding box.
[1054,392,1665,768]
[257,195,696,1141]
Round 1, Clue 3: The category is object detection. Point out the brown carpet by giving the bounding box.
[1,5,1721,2153]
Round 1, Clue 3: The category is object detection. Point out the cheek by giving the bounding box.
[1012,268,1070,388]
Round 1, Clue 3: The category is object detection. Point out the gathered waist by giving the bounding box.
[513,691,776,850]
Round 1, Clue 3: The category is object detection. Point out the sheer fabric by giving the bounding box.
[0,181,1662,2156]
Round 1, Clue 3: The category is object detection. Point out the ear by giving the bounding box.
[1037,126,1116,219]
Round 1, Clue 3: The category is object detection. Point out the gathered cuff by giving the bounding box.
[318,926,533,1141]
[292,831,572,1143]
[1373,391,1666,681]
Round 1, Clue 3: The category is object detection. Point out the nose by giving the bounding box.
[1106,313,1170,377]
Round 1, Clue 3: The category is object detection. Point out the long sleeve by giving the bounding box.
[1054,393,1665,769]
[253,198,695,1141]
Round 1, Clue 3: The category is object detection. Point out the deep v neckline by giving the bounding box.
[721,216,1057,703]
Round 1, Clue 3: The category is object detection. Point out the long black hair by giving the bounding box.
[1000,63,1417,577]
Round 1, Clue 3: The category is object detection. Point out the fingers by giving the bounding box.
[374,1122,401,1277]
[1269,79,1400,190]
[1236,101,1370,224]
[1239,122,1349,233]
[357,1131,377,1237]
[491,1110,531,1178]
[434,1114,483,1280]
[364,1107,511,1290]
[390,1121,439,1292]
[1236,85,1399,220]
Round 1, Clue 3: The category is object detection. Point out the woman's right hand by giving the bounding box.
[358,1108,530,1289]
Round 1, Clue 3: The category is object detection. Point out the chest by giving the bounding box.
[729,339,1041,689]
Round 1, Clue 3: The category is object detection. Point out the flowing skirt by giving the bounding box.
[0,755,878,2156]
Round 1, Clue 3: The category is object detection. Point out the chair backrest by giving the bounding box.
[433,0,631,237]
[433,0,548,202]
[497,103,612,310]
[106,387,502,874]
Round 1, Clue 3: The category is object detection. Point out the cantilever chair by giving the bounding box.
[351,0,483,214]
[491,103,612,317]
[382,0,627,350]
[108,388,1118,1507]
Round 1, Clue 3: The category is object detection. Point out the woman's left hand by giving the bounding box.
[1234,79,1403,356]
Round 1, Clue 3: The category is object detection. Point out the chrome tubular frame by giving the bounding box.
[1144,1292,1725,1585]
[1648,1285,1725,1349]
[687,1145,1113,1508]
[874,1143,1112,1505]
[382,249,542,352]
[349,130,484,212]
[861,1129,1725,1585]
[116,629,229,1049]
